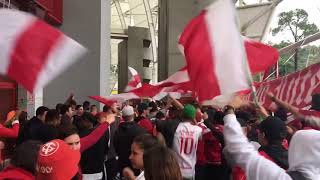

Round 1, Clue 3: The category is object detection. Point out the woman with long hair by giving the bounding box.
[122,134,159,180]
[143,146,182,180]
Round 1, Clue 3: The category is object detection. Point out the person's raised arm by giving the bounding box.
[168,95,184,110]
[223,97,291,180]
[267,92,303,119]
[80,114,115,152]
[0,120,19,138]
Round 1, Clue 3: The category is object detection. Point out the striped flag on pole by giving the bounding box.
[179,0,278,102]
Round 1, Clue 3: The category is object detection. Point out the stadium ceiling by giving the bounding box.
[111,0,158,38]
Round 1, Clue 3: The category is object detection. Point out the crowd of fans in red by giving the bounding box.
[0,92,319,180]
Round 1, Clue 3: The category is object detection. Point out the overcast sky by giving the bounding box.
[260,0,320,44]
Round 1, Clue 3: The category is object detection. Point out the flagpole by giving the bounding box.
[230,0,259,106]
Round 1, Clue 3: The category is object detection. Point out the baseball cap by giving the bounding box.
[122,106,134,116]
[183,104,196,119]
[36,139,80,180]
[259,116,287,142]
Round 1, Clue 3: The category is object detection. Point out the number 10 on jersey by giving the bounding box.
[179,137,195,155]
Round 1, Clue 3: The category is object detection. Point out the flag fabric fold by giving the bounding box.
[124,67,142,92]
[178,0,278,103]
[89,67,192,103]
[0,9,86,93]
[88,96,117,106]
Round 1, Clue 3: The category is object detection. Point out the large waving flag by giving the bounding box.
[179,0,278,103]
[89,68,192,103]
[124,67,142,92]
[0,9,86,93]
[152,66,192,99]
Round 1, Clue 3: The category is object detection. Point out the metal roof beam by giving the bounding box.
[114,0,127,30]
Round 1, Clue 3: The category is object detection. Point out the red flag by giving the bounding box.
[0,9,86,93]
[179,0,278,102]
[88,96,117,106]
[125,67,142,92]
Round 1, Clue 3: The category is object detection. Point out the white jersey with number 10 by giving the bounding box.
[172,122,202,178]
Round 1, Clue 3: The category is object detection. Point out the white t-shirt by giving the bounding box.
[136,171,145,180]
[172,122,202,178]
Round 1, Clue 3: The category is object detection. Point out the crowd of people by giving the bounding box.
[0,92,320,180]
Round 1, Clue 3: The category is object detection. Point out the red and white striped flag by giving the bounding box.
[124,67,142,92]
[179,0,278,103]
[152,66,192,100]
[91,68,192,103]
[0,9,86,93]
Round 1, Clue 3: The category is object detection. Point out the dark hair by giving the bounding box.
[69,99,77,107]
[133,134,159,152]
[11,140,42,174]
[58,125,79,140]
[18,111,28,125]
[274,107,288,122]
[103,105,111,112]
[168,106,180,119]
[237,118,247,127]
[155,111,165,119]
[76,112,96,130]
[236,111,252,122]
[83,101,90,111]
[214,111,225,125]
[45,109,60,126]
[36,106,49,117]
[55,103,64,114]
[205,108,216,124]
[144,146,182,180]
[76,105,83,111]
[149,102,158,113]
[90,105,97,111]
[137,103,148,114]
[60,104,72,115]
[259,116,287,144]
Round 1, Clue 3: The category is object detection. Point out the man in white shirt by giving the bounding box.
[172,104,202,180]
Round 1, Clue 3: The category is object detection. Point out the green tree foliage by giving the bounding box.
[272,42,320,77]
[272,9,319,71]
[272,9,319,42]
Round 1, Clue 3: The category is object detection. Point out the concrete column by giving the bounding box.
[18,86,43,118]
[158,0,272,79]
[158,0,206,80]
[118,40,128,93]
[43,0,110,109]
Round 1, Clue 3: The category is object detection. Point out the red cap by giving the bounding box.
[36,139,80,180]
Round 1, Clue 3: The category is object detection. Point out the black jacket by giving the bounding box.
[156,118,180,148]
[41,125,59,143]
[17,117,47,143]
[80,127,109,174]
[113,121,146,173]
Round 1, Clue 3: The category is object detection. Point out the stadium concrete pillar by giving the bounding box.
[43,0,110,109]
[158,0,213,80]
